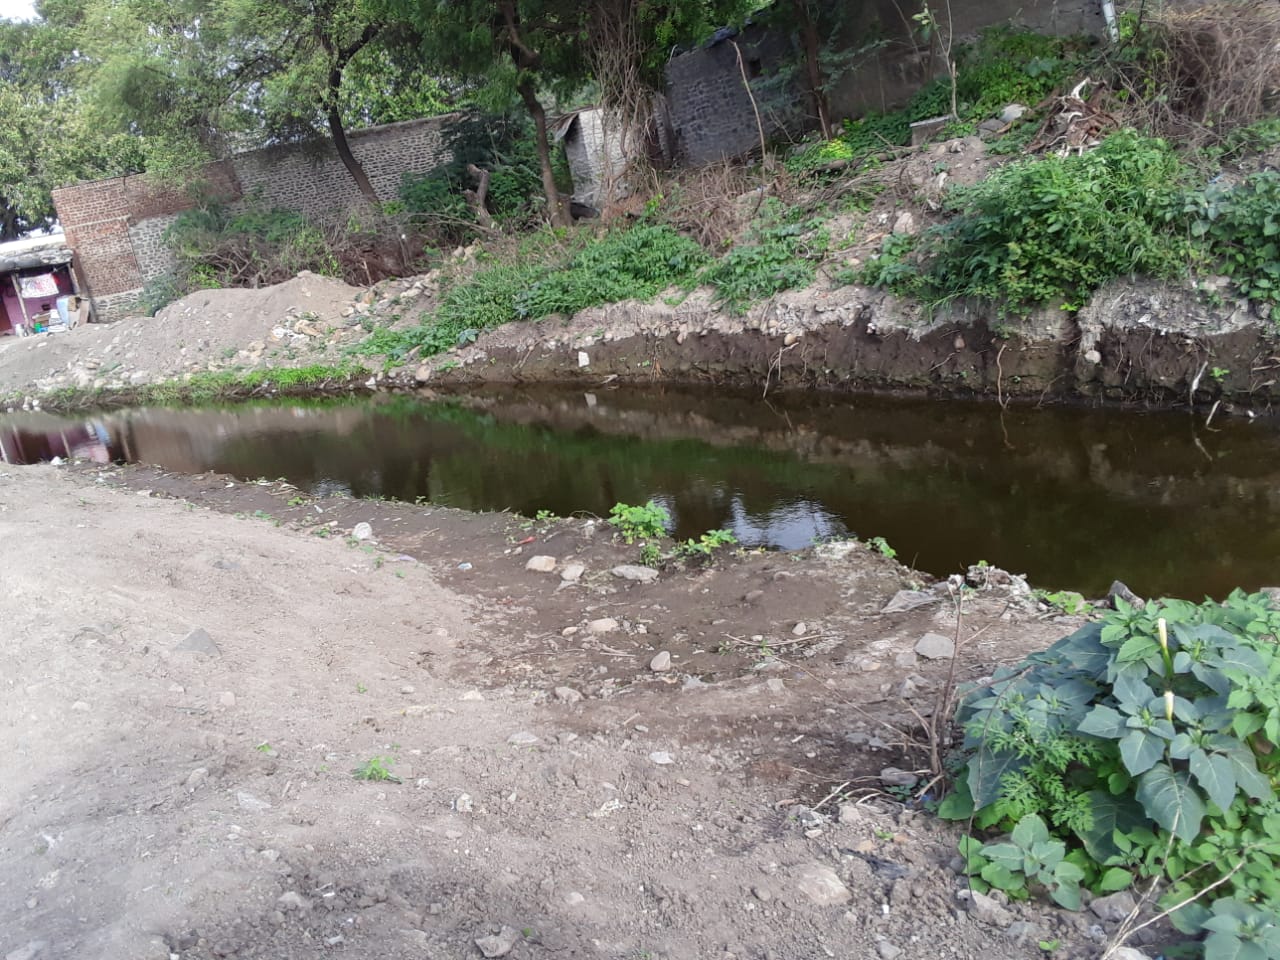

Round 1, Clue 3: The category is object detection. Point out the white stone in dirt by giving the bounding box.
[217,691,236,707]
[611,564,658,583]
[876,942,903,960]
[554,686,583,703]
[4,941,48,960]
[1089,890,1137,923]
[649,751,675,765]
[414,364,432,383]
[352,521,374,541]
[891,211,917,236]
[914,632,955,660]
[475,925,520,958]
[765,678,786,695]
[587,617,619,634]
[964,889,1014,928]
[893,651,918,668]
[999,103,1028,123]
[838,803,862,824]
[277,891,311,912]
[879,767,918,789]
[525,555,557,573]
[237,791,272,811]
[560,563,585,582]
[793,622,807,635]
[70,700,89,712]
[175,627,221,657]
[1110,949,1153,960]
[649,651,672,672]
[507,731,540,746]
[454,793,474,813]
[794,864,852,906]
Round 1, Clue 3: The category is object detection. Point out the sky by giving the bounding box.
[0,0,36,20]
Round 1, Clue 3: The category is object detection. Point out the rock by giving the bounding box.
[891,211,917,236]
[277,891,311,912]
[237,791,272,811]
[70,700,90,712]
[507,731,540,746]
[965,889,1014,927]
[1089,890,1137,923]
[1110,949,1153,960]
[554,686,583,703]
[560,563,585,582]
[881,591,936,614]
[176,627,221,657]
[879,767,919,789]
[838,803,862,824]
[1005,921,1043,943]
[914,632,955,660]
[563,891,585,906]
[525,555,557,573]
[611,564,659,583]
[978,117,1006,138]
[765,678,785,695]
[649,751,675,765]
[414,364,432,383]
[1108,580,1146,611]
[999,103,1028,124]
[893,651,918,668]
[454,794,473,813]
[586,617,619,635]
[752,886,772,902]
[876,942,903,960]
[352,521,373,541]
[1084,348,1103,365]
[794,864,852,906]
[649,651,673,672]
[5,943,47,960]
[217,691,236,707]
[186,767,209,790]
[474,925,520,958]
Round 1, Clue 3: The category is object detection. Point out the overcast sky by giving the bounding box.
[0,0,36,21]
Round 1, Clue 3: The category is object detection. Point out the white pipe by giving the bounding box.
[1101,0,1120,42]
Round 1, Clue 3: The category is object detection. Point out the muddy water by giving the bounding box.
[3,387,1276,598]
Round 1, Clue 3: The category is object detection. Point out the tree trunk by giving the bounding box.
[325,101,380,206]
[517,76,568,228]
[793,0,833,140]
[321,27,381,206]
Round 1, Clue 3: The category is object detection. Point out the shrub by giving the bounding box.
[608,501,670,543]
[700,209,828,313]
[1190,171,1280,315]
[943,590,1280,948]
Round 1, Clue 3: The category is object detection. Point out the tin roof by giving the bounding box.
[0,234,73,273]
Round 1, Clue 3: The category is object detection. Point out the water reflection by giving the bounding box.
[2,386,1277,598]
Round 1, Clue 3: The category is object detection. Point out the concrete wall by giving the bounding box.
[664,0,1106,164]
[52,117,460,320]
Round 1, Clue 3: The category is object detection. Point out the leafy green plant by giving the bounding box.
[675,528,738,559]
[699,214,828,314]
[959,813,1086,908]
[867,536,896,559]
[942,590,1280,944]
[1189,171,1280,315]
[352,756,400,782]
[1035,589,1090,616]
[608,501,670,544]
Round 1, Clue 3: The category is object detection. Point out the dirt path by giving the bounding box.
[0,463,1166,960]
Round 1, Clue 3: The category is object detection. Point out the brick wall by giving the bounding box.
[53,117,459,320]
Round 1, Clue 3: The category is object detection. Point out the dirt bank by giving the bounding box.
[0,461,1177,960]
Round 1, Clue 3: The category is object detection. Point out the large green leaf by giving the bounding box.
[1078,704,1126,739]
[1136,763,1206,841]
[1189,749,1237,812]
[1077,790,1149,863]
[1120,728,1167,776]
[966,745,1030,810]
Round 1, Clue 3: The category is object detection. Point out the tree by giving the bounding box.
[0,11,144,240]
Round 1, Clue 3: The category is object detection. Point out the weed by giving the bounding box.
[1034,589,1091,616]
[608,501,670,544]
[675,529,738,560]
[867,536,897,559]
[356,682,367,694]
[352,756,400,783]
[699,209,828,314]
[287,495,308,506]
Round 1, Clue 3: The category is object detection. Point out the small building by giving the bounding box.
[0,235,86,336]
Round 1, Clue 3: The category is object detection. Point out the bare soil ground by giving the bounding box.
[1,461,1168,960]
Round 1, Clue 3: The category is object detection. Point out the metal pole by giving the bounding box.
[10,273,31,330]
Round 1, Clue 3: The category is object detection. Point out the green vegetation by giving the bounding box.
[674,528,738,559]
[352,755,400,782]
[866,536,896,559]
[608,500,670,544]
[699,209,828,314]
[942,591,1280,952]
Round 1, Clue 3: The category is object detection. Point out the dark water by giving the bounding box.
[4,387,1278,598]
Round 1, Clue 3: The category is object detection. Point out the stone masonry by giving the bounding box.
[53,117,459,320]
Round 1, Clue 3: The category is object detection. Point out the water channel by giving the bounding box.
[2,386,1275,599]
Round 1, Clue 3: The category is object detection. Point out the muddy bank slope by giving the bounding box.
[0,460,1179,960]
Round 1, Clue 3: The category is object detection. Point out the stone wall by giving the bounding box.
[663,0,1106,164]
[53,117,459,320]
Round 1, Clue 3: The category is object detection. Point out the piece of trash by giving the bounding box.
[516,536,535,545]
[457,562,473,571]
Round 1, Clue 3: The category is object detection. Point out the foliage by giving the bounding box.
[864,132,1195,311]
[699,206,828,313]
[1188,171,1280,316]
[608,501,670,544]
[942,590,1280,946]
[866,536,896,559]
[352,755,400,782]
[674,528,737,559]
[959,814,1086,909]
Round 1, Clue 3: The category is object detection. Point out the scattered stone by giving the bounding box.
[914,632,955,660]
[999,103,1028,124]
[893,651,918,669]
[611,564,659,583]
[217,691,236,707]
[978,117,1006,138]
[794,864,852,906]
[413,365,433,383]
[277,891,310,912]
[186,767,209,791]
[765,678,785,695]
[554,686,583,704]
[879,767,919,789]
[400,684,415,694]
[560,563,585,582]
[1108,580,1146,611]
[507,731,540,747]
[454,794,474,813]
[876,942,903,960]
[838,803,862,824]
[752,886,772,902]
[1089,890,1137,923]
[561,626,579,637]
[649,751,675,765]
[352,521,373,541]
[474,925,520,958]
[70,700,90,712]
[891,211,917,236]
[237,791,272,811]
[1110,949,1153,960]
[649,651,673,672]
[176,627,221,657]
[563,891,585,906]
[586,618,619,635]
[4,942,48,960]
[965,889,1014,928]
[1004,921,1043,943]
[525,555,557,573]
[792,622,807,636]
[881,591,936,614]
[460,690,485,701]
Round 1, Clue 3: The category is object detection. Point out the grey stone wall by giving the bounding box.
[562,109,630,207]
[128,214,180,283]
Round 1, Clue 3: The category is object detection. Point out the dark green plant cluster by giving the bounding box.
[608,500,670,544]
[699,211,828,314]
[943,590,1280,956]
[1189,171,1280,314]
